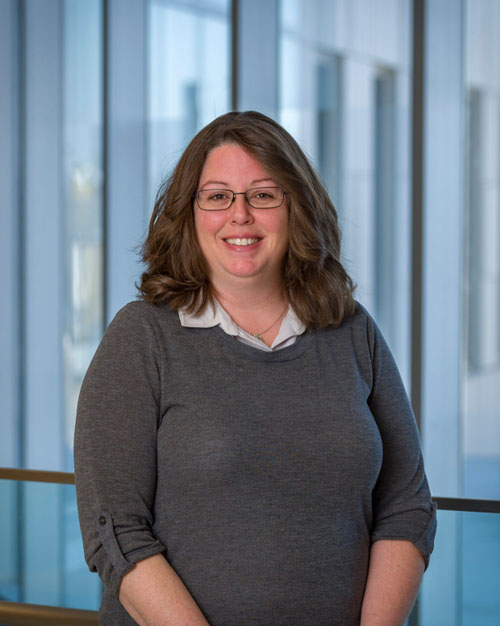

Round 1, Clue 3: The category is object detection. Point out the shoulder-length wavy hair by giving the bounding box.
[139,110,355,328]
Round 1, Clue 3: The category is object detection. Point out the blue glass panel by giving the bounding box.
[148,0,231,206]
[278,0,412,386]
[418,508,500,625]
[0,479,101,611]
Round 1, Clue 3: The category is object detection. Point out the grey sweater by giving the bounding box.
[74,301,436,626]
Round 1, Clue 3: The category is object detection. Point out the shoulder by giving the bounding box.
[91,301,180,365]
[342,300,375,330]
[320,300,378,347]
[107,300,179,335]
[112,299,177,323]
[317,302,393,382]
[82,302,181,390]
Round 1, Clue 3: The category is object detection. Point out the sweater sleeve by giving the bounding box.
[362,310,437,567]
[74,302,167,596]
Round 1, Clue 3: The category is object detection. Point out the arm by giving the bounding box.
[75,303,208,624]
[360,539,425,626]
[74,304,165,596]
[119,554,210,626]
[360,309,437,566]
[351,308,436,622]
[75,304,210,624]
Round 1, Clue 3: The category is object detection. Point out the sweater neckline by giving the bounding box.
[207,324,315,362]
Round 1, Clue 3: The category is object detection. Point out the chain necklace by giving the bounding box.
[252,305,288,341]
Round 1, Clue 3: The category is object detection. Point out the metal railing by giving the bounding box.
[434,496,500,514]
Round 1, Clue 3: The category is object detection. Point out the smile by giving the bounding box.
[224,237,260,246]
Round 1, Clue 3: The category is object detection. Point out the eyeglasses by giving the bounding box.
[194,186,287,211]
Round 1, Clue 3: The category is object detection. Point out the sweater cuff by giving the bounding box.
[92,511,167,596]
[370,503,437,569]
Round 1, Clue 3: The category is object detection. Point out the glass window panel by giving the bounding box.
[0,0,104,472]
[419,0,463,499]
[0,479,19,601]
[421,0,500,502]
[148,0,231,206]
[463,0,500,500]
[62,0,104,471]
[0,477,101,610]
[374,69,397,339]
[278,0,412,384]
[417,508,500,625]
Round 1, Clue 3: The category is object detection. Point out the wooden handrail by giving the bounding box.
[0,468,74,484]
[0,601,98,625]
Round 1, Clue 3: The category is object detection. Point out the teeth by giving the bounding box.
[225,238,259,246]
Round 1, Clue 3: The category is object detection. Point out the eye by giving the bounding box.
[208,191,230,202]
[250,188,278,200]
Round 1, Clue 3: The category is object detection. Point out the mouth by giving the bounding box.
[223,237,261,246]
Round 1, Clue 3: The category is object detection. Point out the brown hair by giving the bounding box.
[139,110,355,328]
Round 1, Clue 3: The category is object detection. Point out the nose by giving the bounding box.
[229,192,253,224]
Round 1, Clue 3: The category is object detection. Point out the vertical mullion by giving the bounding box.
[102,0,109,328]
[18,0,26,603]
[231,0,238,110]
[0,0,23,469]
[0,0,23,604]
[408,2,425,621]
[411,0,425,433]
[236,0,279,117]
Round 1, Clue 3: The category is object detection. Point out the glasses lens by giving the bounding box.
[247,187,283,208]
[197,189,232,210]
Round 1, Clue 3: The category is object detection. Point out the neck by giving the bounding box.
[216,286,286,315]
[212,277,288,346]
[212,273,286,311]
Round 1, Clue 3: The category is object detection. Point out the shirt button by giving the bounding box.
[99,515,107,526]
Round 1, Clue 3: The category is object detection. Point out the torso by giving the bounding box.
[152,306,380,625]
[93,301,431,626]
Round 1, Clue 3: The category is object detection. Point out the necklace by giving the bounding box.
[252,305,288,341]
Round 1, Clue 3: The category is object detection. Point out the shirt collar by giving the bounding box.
[178,299,306,350]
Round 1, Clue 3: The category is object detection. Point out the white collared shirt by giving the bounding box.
[178,299,306,352]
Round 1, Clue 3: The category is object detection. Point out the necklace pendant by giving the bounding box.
[253,333,263,340]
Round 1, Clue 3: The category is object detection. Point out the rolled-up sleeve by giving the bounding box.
[74,302,167,595]
[363,311,437,567]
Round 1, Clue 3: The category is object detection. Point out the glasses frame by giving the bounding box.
[194,186,287,211]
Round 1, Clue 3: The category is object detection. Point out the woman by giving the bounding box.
[74,110,436,626]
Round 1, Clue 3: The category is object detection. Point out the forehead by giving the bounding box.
[199,143,274,185]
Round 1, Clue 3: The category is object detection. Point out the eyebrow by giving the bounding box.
[199,178,276,188]
[251,178,276,185]
[199,180,229,187]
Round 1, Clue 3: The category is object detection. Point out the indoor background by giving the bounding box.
[0,0,499,624]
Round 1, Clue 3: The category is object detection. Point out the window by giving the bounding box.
[0,0,104,610]
[148,0,231,205]
[278,0,412,384]
[0,0,104,473]
[463,2,500,500]
[1,0,499,621]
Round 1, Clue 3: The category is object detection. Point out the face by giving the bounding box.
[194,143,289,292]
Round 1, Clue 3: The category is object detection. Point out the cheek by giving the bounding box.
[195,211,225,239]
